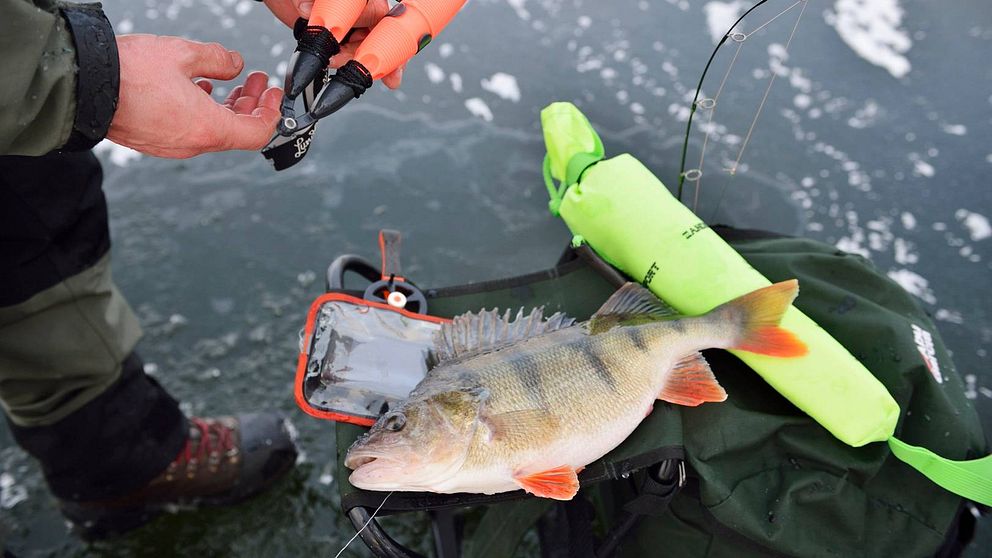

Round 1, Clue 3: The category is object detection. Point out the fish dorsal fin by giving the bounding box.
[589,282,679,334]
[658,352,727,407]
[433,307,575,364]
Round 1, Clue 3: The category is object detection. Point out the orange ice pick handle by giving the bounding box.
[307,0,368,42]
[354,0,468,80]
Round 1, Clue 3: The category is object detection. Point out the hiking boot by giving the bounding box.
[58,412,298,540]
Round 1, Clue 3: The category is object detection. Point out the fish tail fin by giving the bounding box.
[715,280,807,358]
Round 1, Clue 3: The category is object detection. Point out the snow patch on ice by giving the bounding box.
[901,212,916,230]
[481,72,521,102]
[941,123,967,136]
[506,0,530,21]
[703,1,747,44]
[956,210,991,241]
[887,269,936,304]
[908,153,934,177]
[424,63,445,84]
[464,98,494,122]
[0,472,27,509]
[824,0,912,78]
[234,0,252,16]
[94,140,142,167]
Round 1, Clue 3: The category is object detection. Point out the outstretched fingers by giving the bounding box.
[227,71,271,115]
[215,86,283,151]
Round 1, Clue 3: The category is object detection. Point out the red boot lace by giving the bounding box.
[173,418,238,476]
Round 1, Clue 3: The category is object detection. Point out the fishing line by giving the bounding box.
[333,491,394,558]
[707,0,808,223]
[677,0,770,201]
[678,0,811,209]
[744,0,804,39]
[692,39,744,211]
[729,0,808,175]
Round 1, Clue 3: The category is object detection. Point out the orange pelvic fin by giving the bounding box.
[513,465,579,500]
[722,280,808,358]
[659,352,727,406]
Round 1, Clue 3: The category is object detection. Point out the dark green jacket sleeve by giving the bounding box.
[0,0,119,155]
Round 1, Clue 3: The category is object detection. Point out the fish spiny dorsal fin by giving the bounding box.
[658,351,727,406]
[589,282,680,334]
[432,307,576,364]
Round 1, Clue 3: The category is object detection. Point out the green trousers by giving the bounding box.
[1,150,187,502]
[0,253,141,427]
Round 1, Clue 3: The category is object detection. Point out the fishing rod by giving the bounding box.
[678,0,811,209]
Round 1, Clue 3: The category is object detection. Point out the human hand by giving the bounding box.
[262,0,404,89]
[107,35,282,158]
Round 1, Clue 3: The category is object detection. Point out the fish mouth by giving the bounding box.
[346,450,411,490]
[346,455,377,469]
[344,449,399,471]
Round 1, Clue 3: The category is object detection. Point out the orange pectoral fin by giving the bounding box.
[658,352,728,407]
[513,465,579,500]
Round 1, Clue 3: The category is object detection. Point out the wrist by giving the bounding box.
[58,2,120,151]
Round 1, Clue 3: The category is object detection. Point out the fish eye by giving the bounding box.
[383,412,406,432]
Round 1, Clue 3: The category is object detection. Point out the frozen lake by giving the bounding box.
[2,0,990,555]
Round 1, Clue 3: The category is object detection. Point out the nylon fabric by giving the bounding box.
[0,0,79,154]
[331,228,985,557]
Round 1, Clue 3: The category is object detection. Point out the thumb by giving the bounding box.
[183,41,245,80]
[217,87,283,150]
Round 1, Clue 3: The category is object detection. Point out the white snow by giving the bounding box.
[424,63,445,84]
[464,98,494,122]
[438,43,454,58]
[117,18,134,33]
[578,15,592,28]
[93,140,142,167]
[506,0,530,21]
[912,160,934,177]
[941,123,967,136]
[703,1,746,43]
[0,472,27,509]
[481,73,521,102]
[825,0,912,78]
[956,210,991,241]
[888,269,936,304]
[901,212,916,230]
[449,73,463,93]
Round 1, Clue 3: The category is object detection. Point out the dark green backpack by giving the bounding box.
[332,228,987,557]
[592,230,987,558]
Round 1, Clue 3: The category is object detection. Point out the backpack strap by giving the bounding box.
[888,437,992,506]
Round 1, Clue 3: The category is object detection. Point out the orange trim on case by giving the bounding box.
[294,293,450,425]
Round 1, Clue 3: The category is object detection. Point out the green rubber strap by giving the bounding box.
[543,154,564,216]
[543,152,604,217]
[888,437,992,506]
